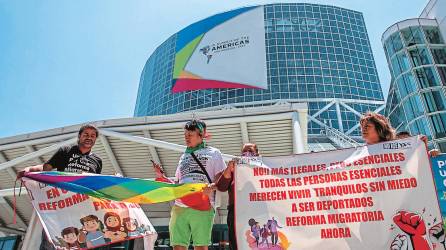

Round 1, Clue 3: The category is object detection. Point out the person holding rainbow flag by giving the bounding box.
[153,119,226,250]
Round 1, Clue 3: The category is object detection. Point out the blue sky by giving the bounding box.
[0,0,428,138]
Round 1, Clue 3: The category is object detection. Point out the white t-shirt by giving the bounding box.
[175,146,226,207]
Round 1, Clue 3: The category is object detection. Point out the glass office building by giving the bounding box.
[383,18,446,150]
[135,3,384,139]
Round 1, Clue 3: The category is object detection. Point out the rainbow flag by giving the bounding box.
[23,172,211,210]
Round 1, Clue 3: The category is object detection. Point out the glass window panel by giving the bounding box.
[429,113,446,138]
[416,117,433,140]
[396,77,409,98]
[415,67,441,88]
[431,47,446,64]
[385,98,392,116]
[391,56,402,76]
[423,26,444,44]
[397,72,418,96]
[403,72,418,93]
[392,32,404,52]
[385,32,404,56]
[385,39,395,57]
[409,120,420,135]
[410,94,425,117]
[396,51,410,72]
[438,67,446,85]
[439,141,446,152]
[401,26,425,46]
[0,239,16,250]
[392,87,401,105]
[422,90,446,113]
[389,105,406,128]
[403,100,415,120]
[408,46,432,67]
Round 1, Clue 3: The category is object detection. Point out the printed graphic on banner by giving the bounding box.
[431,154,446,221]
[23,178,157,250]
[235,137,444,250]
[23,171,209,210]
[171,6,267,93]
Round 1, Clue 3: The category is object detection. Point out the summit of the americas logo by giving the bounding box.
[199,36,250,64]
[199,45,212,64]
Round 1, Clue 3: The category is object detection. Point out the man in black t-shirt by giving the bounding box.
[46,143,102,174]
[18,124,102,250]
[19,124,102,175]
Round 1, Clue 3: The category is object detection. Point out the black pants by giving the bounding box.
[227,205,237,250]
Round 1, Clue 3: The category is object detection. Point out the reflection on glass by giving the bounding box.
[408,46,432,67]
[429,113,446,138]
[0,239,17,250]
[265,18,322,33]
[438,141,446,152]
[389,106,406,128]
[403,99,415,120]
[396,51,410,72]
[409,121,418,136]
[392,33,404,52]
[431,47,446,64]
[385,97,392,114]
[397,72,418,97]
[395,77,409,99]
[392,87,401,105]
[401,26,425,46]
[409,118,433,140]
[417,118,433,140]
[404,72,418,93]
[385,32,404,56]
[396,77,408,97]
[384,39,394,57]
[422,91,446,113]
[438,67,446,85]
[415,67,441,88]
[410,94,425,117]
[423,26,444,44]
[391,56,401,76]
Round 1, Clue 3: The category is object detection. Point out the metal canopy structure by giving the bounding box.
[0,102,307,234]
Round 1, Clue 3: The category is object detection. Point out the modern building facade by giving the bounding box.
[135,3,385,143]
[383,2,446,150]
[421,0,446,41]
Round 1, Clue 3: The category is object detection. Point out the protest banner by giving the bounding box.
[431,154,446,223]
[22,177,157,250]
[236,136,444,250]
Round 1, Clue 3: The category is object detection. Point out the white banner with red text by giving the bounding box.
[235,136,444,250]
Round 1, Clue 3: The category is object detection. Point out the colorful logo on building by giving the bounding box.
[171,6,267,93]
